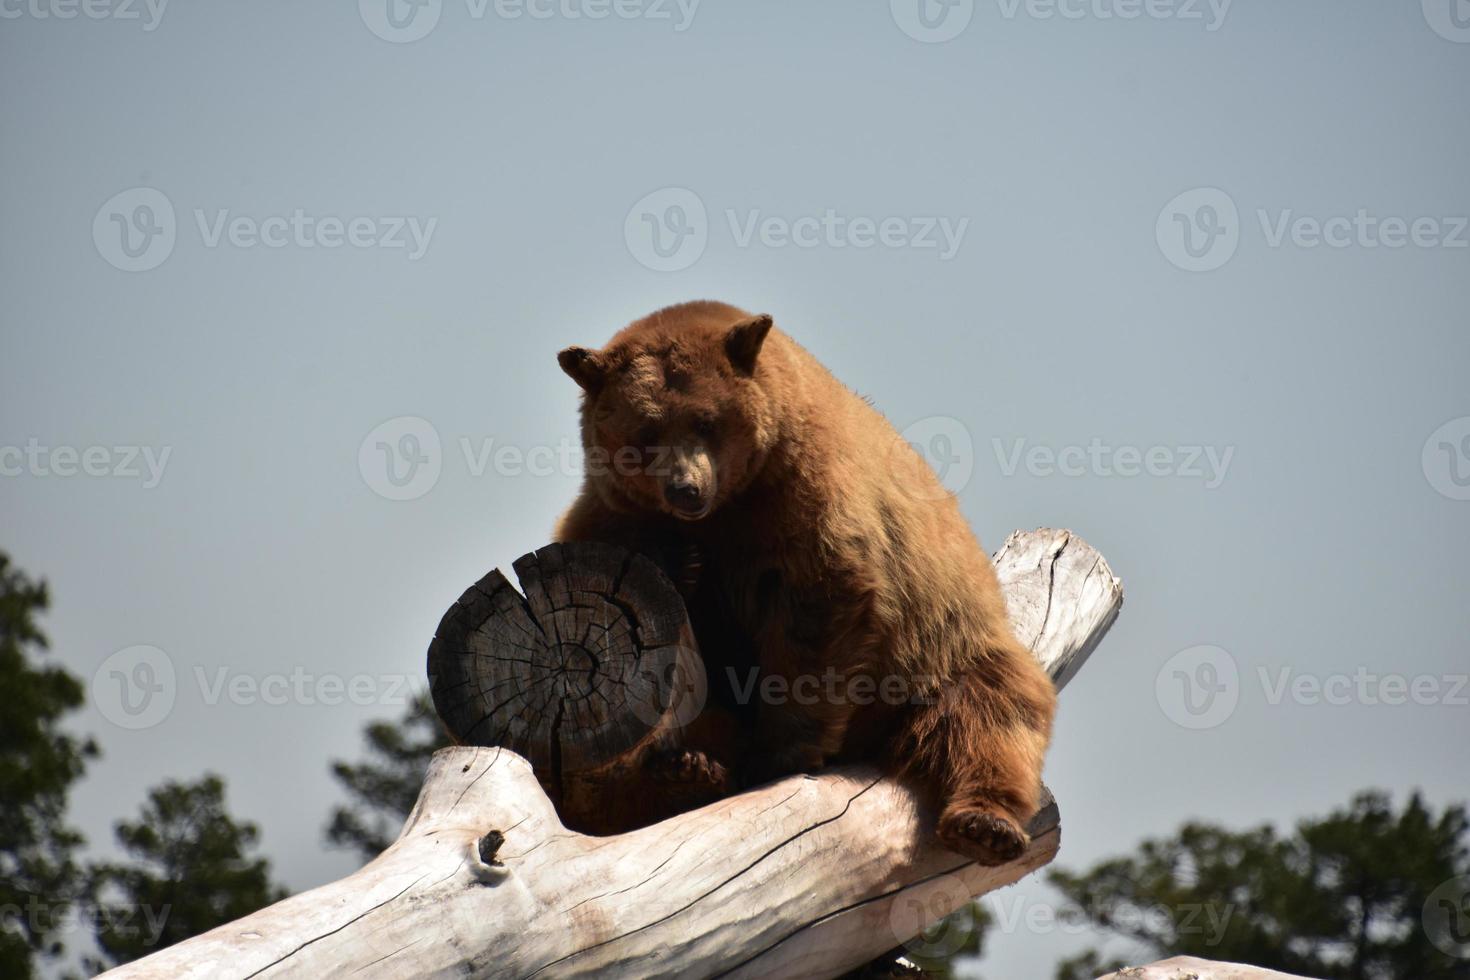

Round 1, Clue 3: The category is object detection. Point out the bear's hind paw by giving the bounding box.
[936,806,1029,867]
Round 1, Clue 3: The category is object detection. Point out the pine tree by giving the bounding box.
[0,552,98,979]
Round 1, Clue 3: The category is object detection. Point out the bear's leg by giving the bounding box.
[644,704,743,793]
[743,686,857,786]
[559,713,742,835]
[933,760,1041,867]
[897,657,1054,867]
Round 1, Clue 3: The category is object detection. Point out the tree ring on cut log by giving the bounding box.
[427,542,707,779]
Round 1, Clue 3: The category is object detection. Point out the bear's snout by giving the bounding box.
[664,479,707,517]
[661,443,716,520]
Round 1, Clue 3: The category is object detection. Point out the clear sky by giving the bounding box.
[2,0,1468,975]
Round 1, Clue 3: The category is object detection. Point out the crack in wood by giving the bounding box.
[242,873,429,978]
[520,775,885,979]
[448,748,501,819]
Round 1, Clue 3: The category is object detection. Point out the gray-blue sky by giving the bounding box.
[2,0,1468,974]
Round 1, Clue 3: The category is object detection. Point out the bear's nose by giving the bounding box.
[664,480,705,514]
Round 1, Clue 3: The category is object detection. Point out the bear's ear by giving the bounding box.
[724,314,773,376]
[557,346,608,392]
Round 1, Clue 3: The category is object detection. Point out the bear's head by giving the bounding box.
[558,301,781,522]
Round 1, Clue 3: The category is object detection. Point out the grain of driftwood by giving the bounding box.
[100,528,1123,980]
[1097,957,1322,980]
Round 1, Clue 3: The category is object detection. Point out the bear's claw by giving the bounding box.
[646,748,729,789]
[936,807,1029,867]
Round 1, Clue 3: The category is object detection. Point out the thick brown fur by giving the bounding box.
[553,301,1057,866]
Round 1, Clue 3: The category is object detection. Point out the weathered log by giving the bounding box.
[1096,958,1322,980]
[100,528,1123,980]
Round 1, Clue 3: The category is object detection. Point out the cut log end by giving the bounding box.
[426,542,704,779]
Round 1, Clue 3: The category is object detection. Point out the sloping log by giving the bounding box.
[1097,958,1322,980]
[100,528,1123,980]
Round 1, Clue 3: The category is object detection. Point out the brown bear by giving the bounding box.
[553,300,1056,866]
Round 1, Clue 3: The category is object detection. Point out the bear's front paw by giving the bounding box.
[936,806,1029,867]
[646,748,729,790]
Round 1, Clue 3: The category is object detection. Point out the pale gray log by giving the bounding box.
[1096,957,1323,980]
[100,528,1123,980]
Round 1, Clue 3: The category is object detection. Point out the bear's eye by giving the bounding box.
[633,425,659,449]
[692,416,717,439]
